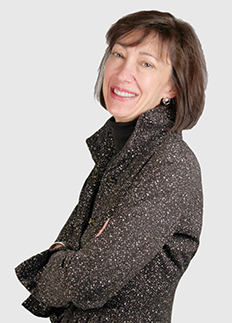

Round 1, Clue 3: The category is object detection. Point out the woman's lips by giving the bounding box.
[110,87,138,100]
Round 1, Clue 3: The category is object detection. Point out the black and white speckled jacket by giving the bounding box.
[15,105,203,323]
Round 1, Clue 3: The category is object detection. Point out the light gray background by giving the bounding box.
[1,1,231,322]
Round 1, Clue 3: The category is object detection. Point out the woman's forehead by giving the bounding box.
[115,31,170,62]
[116,30,156,46]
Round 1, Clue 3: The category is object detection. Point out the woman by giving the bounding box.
[16,10,207,323]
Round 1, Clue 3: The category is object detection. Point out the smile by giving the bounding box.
[112,88,137,98]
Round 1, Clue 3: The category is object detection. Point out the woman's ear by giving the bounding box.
[162,82,176,102]
[166,84,176,99]
[161,85,176,106]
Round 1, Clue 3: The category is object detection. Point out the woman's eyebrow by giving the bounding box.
[139,51,159,62]
[115,42,127,48]
[114,42,160,62]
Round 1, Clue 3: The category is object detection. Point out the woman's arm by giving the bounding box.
[30,151,203,311]
[51,166,101,250]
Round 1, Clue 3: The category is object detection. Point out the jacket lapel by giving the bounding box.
[86,105,177,223]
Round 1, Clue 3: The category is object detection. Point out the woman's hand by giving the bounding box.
[49,243,64,250]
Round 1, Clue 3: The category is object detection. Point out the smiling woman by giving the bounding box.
[96,11,207,131]
[103,33,175,122]
[15,10,207,323]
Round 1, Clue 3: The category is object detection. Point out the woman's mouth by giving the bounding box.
[111,87,138,99]
[113,88,136,98]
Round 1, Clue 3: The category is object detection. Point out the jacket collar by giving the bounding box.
[86,105,176,168]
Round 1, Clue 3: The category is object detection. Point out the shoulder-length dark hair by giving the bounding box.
[94,10,208,132]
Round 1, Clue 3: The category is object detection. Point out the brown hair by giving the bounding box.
[94,10,208,132]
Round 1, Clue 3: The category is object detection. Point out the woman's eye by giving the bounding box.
[142,62,154,68]
[112,52,123,58]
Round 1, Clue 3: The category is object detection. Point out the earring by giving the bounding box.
[162,97,171,106]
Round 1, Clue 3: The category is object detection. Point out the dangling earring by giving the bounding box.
[162,98,171,106]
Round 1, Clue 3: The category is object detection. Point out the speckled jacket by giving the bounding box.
[15,105,203,323]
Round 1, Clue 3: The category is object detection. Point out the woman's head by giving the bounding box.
[95,10,208,131]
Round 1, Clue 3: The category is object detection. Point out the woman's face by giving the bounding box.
[103,34,175,122]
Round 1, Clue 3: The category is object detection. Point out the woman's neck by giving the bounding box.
[109,118,138,154]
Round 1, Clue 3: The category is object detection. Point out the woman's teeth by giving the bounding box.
[113,88,136,98]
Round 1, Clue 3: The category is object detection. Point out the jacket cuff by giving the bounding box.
[15,248,66,292]
[22,295,54,318]
[15,248,68,317]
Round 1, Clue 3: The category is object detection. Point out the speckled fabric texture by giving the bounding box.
[15,105,203,322]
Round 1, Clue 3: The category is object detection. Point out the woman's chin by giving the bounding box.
[107,107,136,122]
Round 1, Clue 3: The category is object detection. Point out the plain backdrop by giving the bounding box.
[1,1,231,322]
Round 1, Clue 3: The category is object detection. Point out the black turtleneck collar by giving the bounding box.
[108,117,138,154]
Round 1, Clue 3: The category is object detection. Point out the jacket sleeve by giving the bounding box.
[52,167,101,250]
[30,148,203,310]
[15,166,100,317]
[15,248,66,317]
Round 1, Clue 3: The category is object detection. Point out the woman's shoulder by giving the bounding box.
[158,131,201,173]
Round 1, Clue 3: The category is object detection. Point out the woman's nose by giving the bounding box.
[116,61,135,83]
